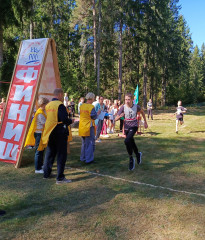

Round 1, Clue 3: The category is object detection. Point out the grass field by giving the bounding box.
[0,106,205,240]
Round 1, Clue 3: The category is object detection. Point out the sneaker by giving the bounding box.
[96,139,101,143]
[27,146,33,149]
[136,152,142,165]
[56,177,72,184]
[129,156,135,171]
[35,169,44,174]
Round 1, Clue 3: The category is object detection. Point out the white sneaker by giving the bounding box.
[35,169,44,174]
[96,139,101,143]
[104,134,110,138]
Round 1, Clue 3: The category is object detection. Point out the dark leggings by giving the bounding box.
[120,119,124,131]
[124,127,139,156]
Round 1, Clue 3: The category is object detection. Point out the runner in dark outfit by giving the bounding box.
[115,93,148,170]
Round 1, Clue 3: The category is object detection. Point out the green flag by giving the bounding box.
[134,85,139,104]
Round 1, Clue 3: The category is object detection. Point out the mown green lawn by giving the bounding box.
[0,106,205,240]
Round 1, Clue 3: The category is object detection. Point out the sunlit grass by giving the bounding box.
[0,106,205,239]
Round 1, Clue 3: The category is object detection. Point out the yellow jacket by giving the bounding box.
[25,108,47,151]
[79,103,95,137]
[42,100,72,145]
[42,100,62,145]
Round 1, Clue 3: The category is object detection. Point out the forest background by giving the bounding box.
[0,0,205,108]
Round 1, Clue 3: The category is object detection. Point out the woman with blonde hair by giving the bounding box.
[79,92,99,164]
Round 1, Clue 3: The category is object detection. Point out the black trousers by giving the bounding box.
[124,127,139,156]
[43,128,68,181]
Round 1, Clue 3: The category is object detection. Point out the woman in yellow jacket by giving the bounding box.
[25,97,49,173]
[79,92,99,164]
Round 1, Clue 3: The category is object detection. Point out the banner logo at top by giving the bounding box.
[18,39,48,66]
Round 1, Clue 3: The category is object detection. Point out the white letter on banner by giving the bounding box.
[3,122,24,141]
[16,67,38,83]
[13,85,33,102]
[8,103,29,121]
[0,141,18,160]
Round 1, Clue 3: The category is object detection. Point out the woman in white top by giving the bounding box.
[147,99,153,120]
[64,93,69,107]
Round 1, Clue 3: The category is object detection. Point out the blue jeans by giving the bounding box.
[95,119,103,139]
[80,127,95,163]
[34,132,44,170]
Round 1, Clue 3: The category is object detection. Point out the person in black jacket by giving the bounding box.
[43,88,73,184]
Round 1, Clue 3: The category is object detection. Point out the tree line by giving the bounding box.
[0,0,205,108]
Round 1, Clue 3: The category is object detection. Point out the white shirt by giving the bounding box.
[64,96,68,107]
[35,112,46,133]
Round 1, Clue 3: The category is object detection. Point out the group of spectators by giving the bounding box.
[78,93,148,170]
[0,89,187,220]
[0,87,187,186]
[23,89,149,185]
[64,93,75,118]
[92,96,122,141]
[78,96,128,138]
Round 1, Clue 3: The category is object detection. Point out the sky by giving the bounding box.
[179,0,205,48]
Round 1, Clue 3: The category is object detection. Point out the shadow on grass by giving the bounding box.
[144,131,160,136]
[0,127,205,238]
[189,131,205,133]
[69,134,205,192]
[68,174,96,182]
[0,156,205,240]
[0,169,140,238]
[0,165,205,240]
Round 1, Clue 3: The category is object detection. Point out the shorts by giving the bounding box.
[176,114,183,121]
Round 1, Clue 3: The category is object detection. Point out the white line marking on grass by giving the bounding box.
[68,167,205,198]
